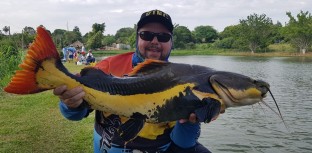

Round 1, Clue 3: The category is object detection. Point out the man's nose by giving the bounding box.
[151,36,159,43]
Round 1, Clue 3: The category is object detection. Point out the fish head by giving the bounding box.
[209,71,269,112]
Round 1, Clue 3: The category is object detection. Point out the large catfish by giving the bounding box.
[4,27,273,141]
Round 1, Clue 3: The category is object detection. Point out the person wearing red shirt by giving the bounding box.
[54,9,211,153]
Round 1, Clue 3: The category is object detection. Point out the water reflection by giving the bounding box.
[282,56,312,63]
[231,56,272,62]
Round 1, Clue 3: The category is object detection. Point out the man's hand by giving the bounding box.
[178,112,220,124]
[53,85,85,109]
[179,113,197,124]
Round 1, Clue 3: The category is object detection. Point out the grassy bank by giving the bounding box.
[1,63,94,153]
[91,44,312,57]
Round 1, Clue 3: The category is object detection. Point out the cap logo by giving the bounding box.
[145,10,170,19]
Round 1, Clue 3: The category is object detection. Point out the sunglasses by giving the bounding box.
[138,31,172,43]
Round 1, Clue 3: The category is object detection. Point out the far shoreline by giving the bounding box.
[91,49,312,58]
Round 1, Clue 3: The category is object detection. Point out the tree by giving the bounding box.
[92,23,105,34]
[3,26,10,35]
[102,34,116,46]
[73,26,82,41]
[23,26,36,35]
[86,31,103,49]
[52,28,82,48]
[220,25,240,39]
[281,11,312,54]
[53,29,66,36]
[22,26,36,48]
[240,13,274,53]
[52,29,67,48]
[215,24,248,50]
[193,25,218,43]
[64,31,80,46]
[128,32,137,48]
[214,37,235,49]
[115,27,135,44]
[82,23,106,49]
[173,26,194,49]
[82,32,91,44]
[73,26,80,33]
[271,21,284,43]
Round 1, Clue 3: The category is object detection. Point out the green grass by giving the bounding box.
[0,51,24,92]
[268,43,296,52]
[1,62,94,153]
[92,50,130,56]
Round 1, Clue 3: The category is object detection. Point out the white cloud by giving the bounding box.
[1,0,311,35]
[110,9,124,13]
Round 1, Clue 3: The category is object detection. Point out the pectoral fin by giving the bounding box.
[194,98,221,123]
[117,113,147,142]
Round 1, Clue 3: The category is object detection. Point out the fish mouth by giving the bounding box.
[209,74,269,110]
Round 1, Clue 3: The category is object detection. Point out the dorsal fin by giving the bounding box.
[128,59,170,76]
[80,66,109,77]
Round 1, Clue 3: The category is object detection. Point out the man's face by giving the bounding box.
[138,23,172,60]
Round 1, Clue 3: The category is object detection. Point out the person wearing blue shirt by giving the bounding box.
[54,9,212,153]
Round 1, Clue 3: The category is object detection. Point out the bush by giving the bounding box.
[0,39,18,56]
[0,48,24,91]
[195,43,212,50]
[213,37,234,49]
[268,43,296,52]
[185,42,196,49]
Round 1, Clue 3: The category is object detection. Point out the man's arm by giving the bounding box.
[59,101,89,121]
[54,85,89,121]
[169,112,217,152]
[171,113,200,148]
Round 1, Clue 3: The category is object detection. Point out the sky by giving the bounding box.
[1,0,311,35]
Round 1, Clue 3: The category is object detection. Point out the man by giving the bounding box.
[67,45,76,63]
[54,9,211,153]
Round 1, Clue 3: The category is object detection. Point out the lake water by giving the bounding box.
[169,56,312,153]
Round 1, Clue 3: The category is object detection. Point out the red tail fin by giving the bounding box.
[4,26,60,94]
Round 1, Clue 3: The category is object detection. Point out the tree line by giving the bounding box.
[1,10,312,57]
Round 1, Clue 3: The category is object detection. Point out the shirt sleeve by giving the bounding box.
[170,121,200,148]
[59,101,89,121]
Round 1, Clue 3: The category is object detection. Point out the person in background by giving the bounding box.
[68,50,73,62]
[74,50,79,63]
[62,47,68,62]
[82,45,86,52]
[53,9,212,153]
[86,50,96,64]
[67,46,77,62]
[77,51,87,65]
